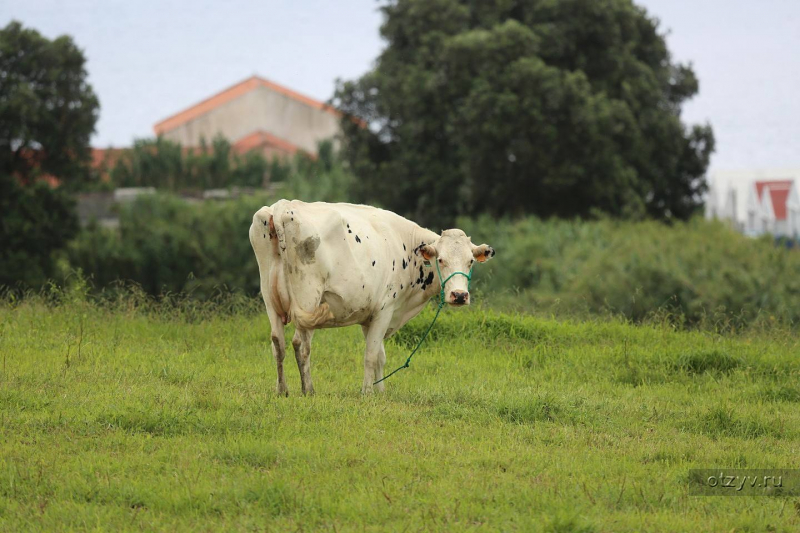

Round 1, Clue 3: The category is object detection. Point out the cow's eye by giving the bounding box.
[438,258,443,264]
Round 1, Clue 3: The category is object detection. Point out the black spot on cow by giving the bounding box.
[402,258,407,269]
[403,243,406,251]
[296,236,321,265]
[425,272,434,285]
[491,249,496,257]
[263,220,267,226]
[355,235,361,243]
[348,229,352,234]
[392,260,395,271]
[362,284,365,289]
[393,293,396,298]
[400,284,403,289]
[263,234,266,238]
[372,260,376,266]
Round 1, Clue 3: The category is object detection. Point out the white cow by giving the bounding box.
[249,200,495,394]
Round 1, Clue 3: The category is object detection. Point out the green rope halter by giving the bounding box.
[373,259,473,385]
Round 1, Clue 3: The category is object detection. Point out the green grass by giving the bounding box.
[2,298,800,531]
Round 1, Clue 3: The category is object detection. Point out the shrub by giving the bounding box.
[68,200,800,327]
[0,175,79,289]
[68,193,270,298]
[460,215,800,326]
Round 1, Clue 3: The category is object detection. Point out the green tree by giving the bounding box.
[111,137,185,189]
[0,21,99,188]
[0,175,79,288]
[334,0,714,226]
[0,21,92,288]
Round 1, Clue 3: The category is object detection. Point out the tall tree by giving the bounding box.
[0,21,96,288]
[334,0,714,226]
[0,21,99,187]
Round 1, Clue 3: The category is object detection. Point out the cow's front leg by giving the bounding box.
[373,341,387,392]
[292,327,315,395]
[361,315,391,394]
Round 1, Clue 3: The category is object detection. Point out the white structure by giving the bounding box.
[153,76,342,158]
[706,170,800,238]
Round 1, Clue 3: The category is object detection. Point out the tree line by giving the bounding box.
[2,0,715,291]
[334,0,714,227]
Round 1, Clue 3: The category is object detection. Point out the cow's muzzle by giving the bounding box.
[449,290,470,306]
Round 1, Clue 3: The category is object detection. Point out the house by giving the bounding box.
[706,170,800,238]
[745,180,800,237]
[152,75,342,158]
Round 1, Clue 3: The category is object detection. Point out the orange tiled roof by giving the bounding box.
[13,148,123,186]
[233,130,301,156]
[92,148,125,168]
[153,76,340,136]
[755,180,794,221]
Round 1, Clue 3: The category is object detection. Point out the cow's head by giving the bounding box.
[418,229,495,306]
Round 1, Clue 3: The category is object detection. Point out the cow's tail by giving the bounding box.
[250,205,280,261]
[250,205,292,324]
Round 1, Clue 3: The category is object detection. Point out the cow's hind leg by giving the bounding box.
[292,327,315,395]
[252,209,289,396]
[266,306,289,396]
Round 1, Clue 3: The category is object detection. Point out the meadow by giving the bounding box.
[2,294,800,531]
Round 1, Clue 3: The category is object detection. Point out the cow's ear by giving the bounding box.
[419,244,437,261]
[473,244,495,263]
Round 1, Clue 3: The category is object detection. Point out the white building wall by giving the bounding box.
[708,169,800,236]
[160,85,341,153]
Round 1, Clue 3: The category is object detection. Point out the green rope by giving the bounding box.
[374,260,473,385]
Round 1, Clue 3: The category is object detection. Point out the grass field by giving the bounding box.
[2,297,800,531]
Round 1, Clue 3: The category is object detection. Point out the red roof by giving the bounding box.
[92,148,125,168]
[153,76,340,136]
[755,180,794,220]
[232,130,301,157]
[11,148,124,187]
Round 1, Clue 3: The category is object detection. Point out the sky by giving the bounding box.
[3,0,799,172]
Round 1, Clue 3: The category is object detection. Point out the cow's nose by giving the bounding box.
[450,291,469,305]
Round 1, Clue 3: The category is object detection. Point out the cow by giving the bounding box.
[249,200,495,394]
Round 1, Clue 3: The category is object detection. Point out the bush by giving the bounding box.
[106,137,349,193]
[109,136,274,190]
[460,215,800,327]
[68,193,270,298]
[0,175,79,289]
[68,142,356,298]
[68,198,800,328]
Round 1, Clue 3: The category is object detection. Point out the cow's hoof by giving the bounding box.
[303,386,316,396]
[276,383,289,397]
